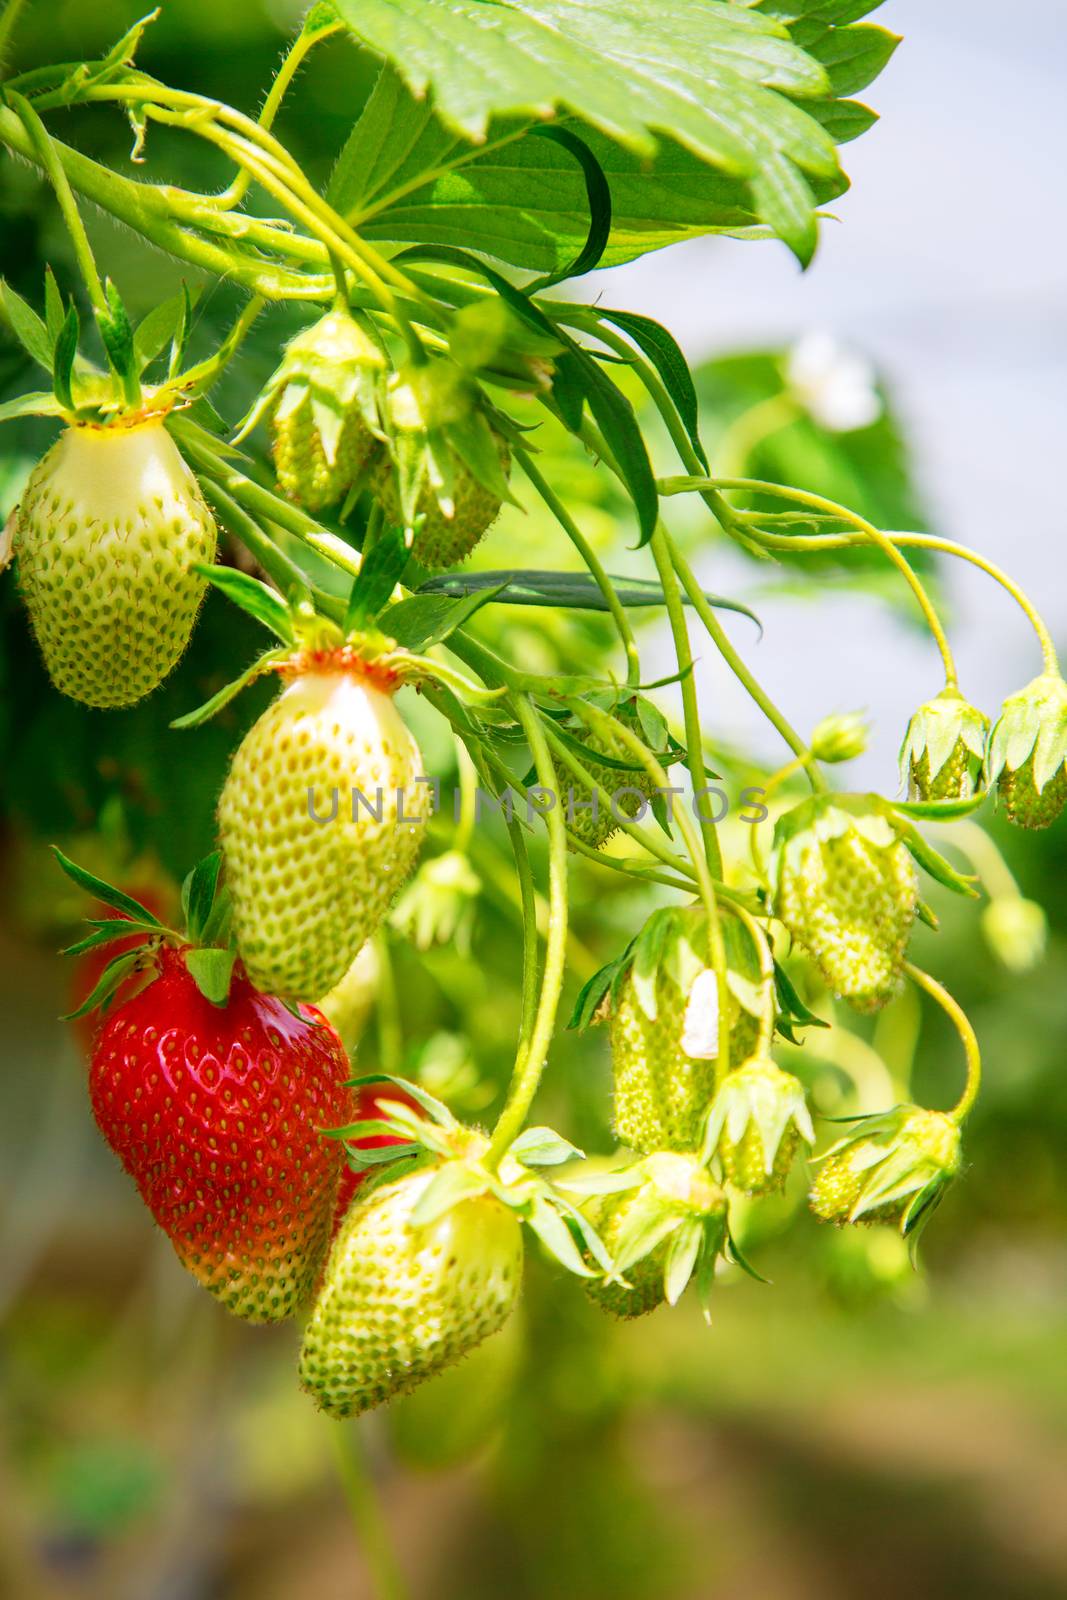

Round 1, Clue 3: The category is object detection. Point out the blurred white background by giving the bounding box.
[586,0,1067,788]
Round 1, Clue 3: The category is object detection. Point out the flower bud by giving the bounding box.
[390,850,481,953]
[809,1106,961,1234]
[981,895,1047,973]
[811,712,868,764]
[703,1055,815,1195]
[986,672,1067,828]
[899,688,989,801]
[769,794,917,1012]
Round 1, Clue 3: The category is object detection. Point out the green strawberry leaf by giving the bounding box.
[194,566,294,642]
[664,1217,704,1306]
[343,1072,458,1129]
[98,277,135,386]
[133,293,188,374]
[181,851,222,944]
[893,794,987,822]
[594,308,708,472]
[61,920,165,958]
[0,391,62,422]
[43,268,64,349]
[409,1162,490,1227]
[185,946,236,1007]
[893,816,980,898]
[378,584,508,652]
[772,957,828,1032]
[170,650,284,731]
[526,1195,596,1278]
[61,948,147,1021]
[52,303,79,413]
[509,1127,585,1167]
[52,847,165,925]
[526,124,612,289]
[0,278,53,372]
[415,569,760,625]
[345,523,410,631]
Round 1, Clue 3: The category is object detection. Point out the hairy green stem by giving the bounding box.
[904,963,981,1123]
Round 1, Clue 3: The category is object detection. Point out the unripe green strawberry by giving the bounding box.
[770,794,917,1013]
[259,310,385,511]
[585,1153,727,1319]
[810,1105,961,1234]
[299,1160,523,1418]
[218,649,429,1001]
[986,673,1067,828]
[371,359,511,569]
[609,906,768,1153]
[553,692,670,849]
[703,1056,814,1195]
[14,419,216,708]
[899,688,988,800]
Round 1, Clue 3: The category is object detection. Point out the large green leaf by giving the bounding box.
[326,0,895,266]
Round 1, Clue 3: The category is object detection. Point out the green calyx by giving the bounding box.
[986,673,1067,828]
[241,309,387,511]
[702,1055,815,1196]
[54,846,238,1013]
[809,1105,962,1236]
[900,688,989,801]
[582,1152,729,1320]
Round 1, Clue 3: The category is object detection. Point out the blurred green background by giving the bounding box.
[2,4,1067,1598]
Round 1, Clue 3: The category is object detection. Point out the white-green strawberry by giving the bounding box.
[899,687,988,801]
[243,309,385,512]
[14,419,217,708]
[702,1055,814,1196]
[609,906,769,1153]
[985,672,1067,828]
[218,654,429,1001]
[770,794,918,1013]
[299,1161,524,1419]
[371,359,511,570]
[585,1153,728,1320]
[809,1105,961,1234]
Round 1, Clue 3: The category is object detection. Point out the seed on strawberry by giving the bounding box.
[257,310,386,512]
[770,794,918,1013]
[809,1105,961,1234]
[89,943,353,1322]
[703,1055,814,1196]
[585,1153,727,1319]
[371,359,510,570]
[986,673,1067,828]
[14,419,217,708]
[609,906,768,1153]
[299,1160,524,1419]
[899,688,988,801]
[218,649,430,1001]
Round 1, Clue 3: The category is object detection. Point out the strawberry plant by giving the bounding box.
[1,1,1063,1571]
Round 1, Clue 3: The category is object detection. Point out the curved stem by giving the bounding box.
[649,520,723,876]
[327,1423,408,1600]
[453,737,479,856]
[8,90,107,313]
[665,527,826,791]
[216,20,343,209]
[904,963,981,1122]
[515,444,641,687]
[485,696,569,1165]
[742,519,1059,676]
[688,476,959,688]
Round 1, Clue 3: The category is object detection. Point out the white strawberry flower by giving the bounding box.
[785,332,881,433]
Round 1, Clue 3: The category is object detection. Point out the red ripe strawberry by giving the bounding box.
[89,944,353,1323]
[331,1082,419,1238]
[70,886,172,1054]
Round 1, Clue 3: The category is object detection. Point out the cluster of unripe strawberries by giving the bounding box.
[7,297,1066,1423]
